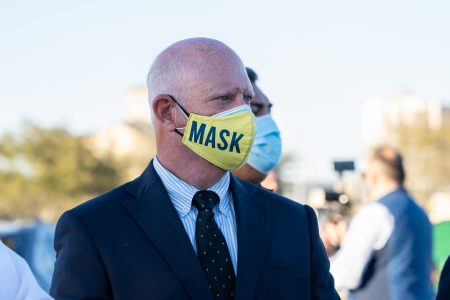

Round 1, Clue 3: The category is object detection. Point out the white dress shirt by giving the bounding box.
[0,240,52,300]
[153,157,238,273]
[330,200,394,291]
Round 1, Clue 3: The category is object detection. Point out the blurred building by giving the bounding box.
[89,86,156,179]
[361,90,450,206]
[89,122,153,158]
[124,87,152,126]
[362,90,449,148]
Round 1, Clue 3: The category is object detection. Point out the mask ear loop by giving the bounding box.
[167,94,189,137]
[174,128,185,137]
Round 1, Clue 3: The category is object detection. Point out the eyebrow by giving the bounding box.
[207,87,254,100]
[251,102,273,108]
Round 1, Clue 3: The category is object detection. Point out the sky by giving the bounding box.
[1,0,450,181]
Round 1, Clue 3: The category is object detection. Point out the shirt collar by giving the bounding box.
[153,157,231,217]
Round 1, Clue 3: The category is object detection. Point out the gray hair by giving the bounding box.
[146,54,191,107]
[146,38,246,123]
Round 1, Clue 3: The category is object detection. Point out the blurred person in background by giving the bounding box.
[259,170,280,192]
[0,240,52,300]
[232,67,282,189]
[319,212,348,257]
[329,146,433,300]
[428,191,450,287]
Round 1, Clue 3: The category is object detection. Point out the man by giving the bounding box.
[0,240,52,300]
[232,67,282,186]
[428,192,450,287]
[330,146,433,300]
[51,38,338,299]
[436,255,450,300]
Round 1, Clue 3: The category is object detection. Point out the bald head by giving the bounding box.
[147,38,247,106]
[147,38,253,189]
[368,146,406,185]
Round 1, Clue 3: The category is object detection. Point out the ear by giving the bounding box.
[367,171,378,186]
[152,95,178,132]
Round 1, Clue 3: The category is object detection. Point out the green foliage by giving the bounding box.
[0,123,124,220]
[387,113,450,204]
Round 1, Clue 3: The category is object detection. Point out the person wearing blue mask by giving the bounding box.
[232,68,282,186]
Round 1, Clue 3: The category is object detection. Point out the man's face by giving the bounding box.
[176,58,254,121]
[362,160,378,200]
[250,83,272,117]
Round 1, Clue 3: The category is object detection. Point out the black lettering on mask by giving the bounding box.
[217,129,230,150]
[204,126,216,148]
[229,132,244,153]
[189,121,244,153]
[189,121,206,144]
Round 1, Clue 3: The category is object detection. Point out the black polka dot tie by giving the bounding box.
[192,190,236,300]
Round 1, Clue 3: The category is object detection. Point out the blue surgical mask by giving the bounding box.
[246,114,282,174]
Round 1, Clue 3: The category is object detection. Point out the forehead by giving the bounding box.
[366,158,383,174]
[250,83,269,104]
[184,53,253,99]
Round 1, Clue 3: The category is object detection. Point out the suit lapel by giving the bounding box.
[123,161,212,300]
[231,177,270,300]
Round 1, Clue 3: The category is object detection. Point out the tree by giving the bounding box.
[0,123,124,220]
[385,112,450,205]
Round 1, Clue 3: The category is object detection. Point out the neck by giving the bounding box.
[370,181,401,201]
[156,151,227,190]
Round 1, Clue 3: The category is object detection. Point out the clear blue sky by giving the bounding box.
[1,1,450,180]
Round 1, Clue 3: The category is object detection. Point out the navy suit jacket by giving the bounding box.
[50,161,338,299]
[437,255,450,300]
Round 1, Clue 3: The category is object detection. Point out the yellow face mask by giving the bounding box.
[170,95,256,171]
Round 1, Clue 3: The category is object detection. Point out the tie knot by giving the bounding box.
[192,190,219,211]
